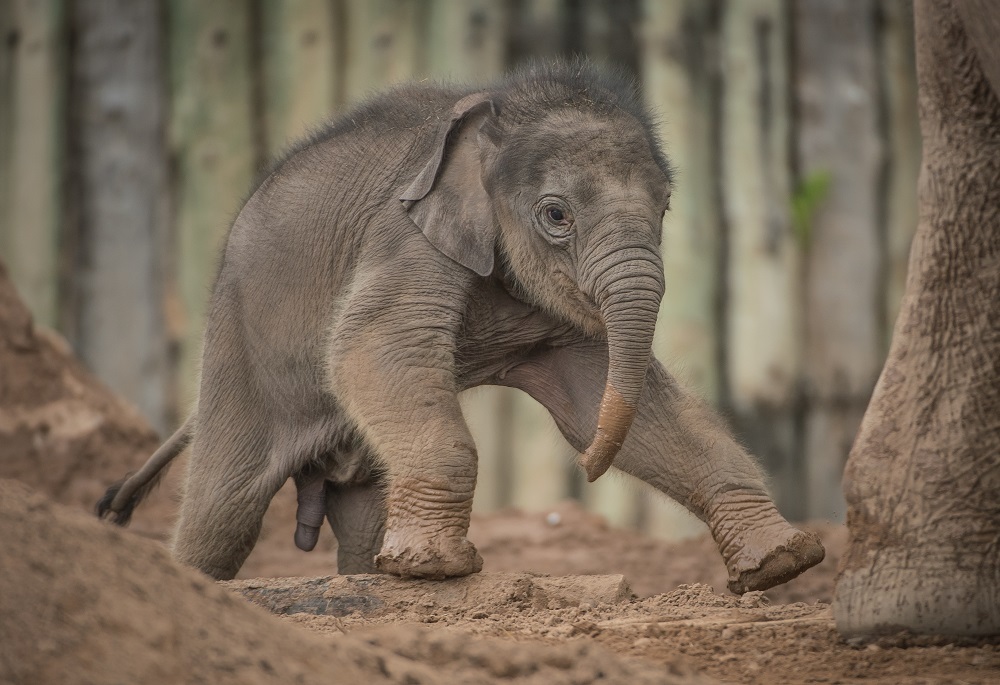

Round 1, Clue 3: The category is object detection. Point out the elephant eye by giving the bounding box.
[542,203,572,227]
[535,197,574,242]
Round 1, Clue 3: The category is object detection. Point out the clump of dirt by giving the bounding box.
[0,479,709,685]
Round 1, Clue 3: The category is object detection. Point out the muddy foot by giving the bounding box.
[727,530,825,594]
[375,532,483,579]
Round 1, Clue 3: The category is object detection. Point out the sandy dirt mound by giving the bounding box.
[0,479,708,685]
[233,573,1000,684]
[0,262,163,522]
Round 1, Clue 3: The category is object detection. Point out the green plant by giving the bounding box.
[791,170,832,249]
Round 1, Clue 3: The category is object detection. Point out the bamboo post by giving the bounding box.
[636,0,718,538]
[67,0,171,433]
[0,0,64,330]
[508,394,575,514]
[878,0,920,347]
[169,0,257,408]
[341,0,423,106]
[720,0,803,518]
[508,0,567,64]
[795,0,883,522]
[259,0,339,158]
[424,0,507,81]
[580,0,639,71]
[491,1,579,516]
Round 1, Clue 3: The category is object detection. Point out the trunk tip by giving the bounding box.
[578,448,615,482]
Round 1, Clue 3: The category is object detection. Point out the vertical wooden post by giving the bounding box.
[341,0,424,105]
[508,395,575,514]
[794,0,883,521]
[579,0,639,71]
[721,0,803,518]
[508,0,568,65]
[461,388,517,514]
[258,0,339,158]
[424,0,507,81]
[66,0,171,433]
[636,0,718,538]
[574,0,646,531]
[492,2,576,510]
[169,0,257,408]
[0,0,64,330]
[644,0,720,409]
[878,0,920,347]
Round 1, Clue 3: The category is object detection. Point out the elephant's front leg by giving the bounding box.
[328,300,481,579]
[499,341,824,593]
[619,361,825,593]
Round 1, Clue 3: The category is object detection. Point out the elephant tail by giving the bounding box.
[96,413,196,526]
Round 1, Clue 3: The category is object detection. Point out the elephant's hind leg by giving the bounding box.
[171,330,282,580]
[171,424,283,580]
[326,477,387,574]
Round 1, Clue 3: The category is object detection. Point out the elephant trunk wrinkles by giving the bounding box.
[579,247,664,482]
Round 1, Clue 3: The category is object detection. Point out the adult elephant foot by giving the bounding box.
[833,1,1000,639]
[708,489,825,594]
[836,365,1000,638]
[836,542,1000,638]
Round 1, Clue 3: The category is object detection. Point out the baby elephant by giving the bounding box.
[98,61,823,590]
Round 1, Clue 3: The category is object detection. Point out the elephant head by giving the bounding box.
[402,69,672,481]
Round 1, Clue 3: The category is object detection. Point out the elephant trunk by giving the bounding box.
[579,247,664,482]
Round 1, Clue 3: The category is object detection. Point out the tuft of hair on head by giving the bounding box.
[494,57,674,183]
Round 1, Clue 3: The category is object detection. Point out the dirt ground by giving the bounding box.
[2,476,997,685]
[1,275,997,684]
[0,290,1000,685]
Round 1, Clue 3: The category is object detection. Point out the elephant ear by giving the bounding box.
[400,92,498,277]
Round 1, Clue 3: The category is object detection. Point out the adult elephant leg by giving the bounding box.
[834,0,1000,638]
[326,478,387,574]
[497,342,824,593]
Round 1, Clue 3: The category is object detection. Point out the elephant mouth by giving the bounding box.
[552,271,603,331]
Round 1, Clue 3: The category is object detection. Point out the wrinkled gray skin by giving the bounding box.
[99,63,823,589]
[835,0,1000,637]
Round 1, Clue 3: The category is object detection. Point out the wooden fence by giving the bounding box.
[0,0,919,536]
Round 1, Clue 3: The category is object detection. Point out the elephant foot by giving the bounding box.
[709,490,825,594]
[726,529,825,594]
[835,543,1000,638]
[374,530,483,579]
